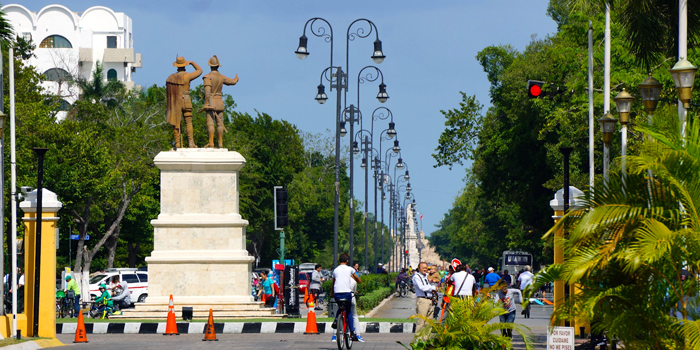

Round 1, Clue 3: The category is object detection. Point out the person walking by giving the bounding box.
[413,262,438,336]
[309,264,324,310]
[497,284,523,338]
[330,254,362,342]
[258,271,275,307]
[517,265,534,318]
[450,264,476,299]
[484,267,501,288]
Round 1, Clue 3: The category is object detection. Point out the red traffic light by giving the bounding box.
[527,80,545,98]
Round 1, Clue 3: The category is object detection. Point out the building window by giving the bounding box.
[43,68,72,82]
[58,100,71,111]
[39,35,72,48]
[107,69,117,81]
[107,36,117,48]
[22,32,31,41]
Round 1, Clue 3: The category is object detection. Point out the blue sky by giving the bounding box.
[25,1,558,236]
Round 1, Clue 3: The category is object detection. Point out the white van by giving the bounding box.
[88,268,149,303]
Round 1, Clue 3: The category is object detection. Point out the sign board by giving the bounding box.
[547,326,574,350]
[451,258,461,270]
[70,234,89,240]
[283,265,300,317]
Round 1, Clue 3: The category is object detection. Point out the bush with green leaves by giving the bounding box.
[322,273,397,312]
[406,290,533,350]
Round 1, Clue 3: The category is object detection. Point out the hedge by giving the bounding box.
[322,272,397,313]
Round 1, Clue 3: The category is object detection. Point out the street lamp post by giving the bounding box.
[296,18,385,267]
[669,57,698,136]
[598,112,618,183]
[614,89,634,184]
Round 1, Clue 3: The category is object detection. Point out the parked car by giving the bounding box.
[88,268,148,303]
[299,272,311,294]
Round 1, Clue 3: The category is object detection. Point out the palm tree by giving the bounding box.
[533,107,700,349]
[75,61,125,105]
[569,0,700,70]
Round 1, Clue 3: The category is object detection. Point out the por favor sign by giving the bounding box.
[547,326,574,350]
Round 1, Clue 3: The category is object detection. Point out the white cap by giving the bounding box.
[488,267,494,271]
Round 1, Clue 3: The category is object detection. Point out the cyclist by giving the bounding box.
[64,275,81,318]
[395,268,408,295]
[94,283,113,317]
[330,253,361,342]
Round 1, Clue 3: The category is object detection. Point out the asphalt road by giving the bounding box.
[55,333,414,350]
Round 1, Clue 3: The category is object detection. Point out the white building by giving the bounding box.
[2,4,142,112]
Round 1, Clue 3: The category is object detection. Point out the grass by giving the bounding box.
[56,317,415,323]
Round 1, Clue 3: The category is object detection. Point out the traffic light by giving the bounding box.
[527,80,545,98]
[274,187,288,229]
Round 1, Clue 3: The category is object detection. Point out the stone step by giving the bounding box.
[111,309,280,319]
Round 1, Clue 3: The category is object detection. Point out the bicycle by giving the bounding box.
[63,290,76,318]
[397,280,407,297]
[333,293,362,350]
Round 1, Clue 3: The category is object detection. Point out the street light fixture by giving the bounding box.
[396,158,404,169]
[613,88,634,125]
[360,157,367,169]
[404,170,409,181]
[295,35,309,60]
[376,83,389,103]
[340,122,347,137]
[638,74,662,114]
[387,122,396,138]
[352,141,360,155]
[315,84,328,104]
[598,111,618,182]
[392,140,400,153]
[669,57,698,108]
[406,183,412,192]
[371,39,385,64]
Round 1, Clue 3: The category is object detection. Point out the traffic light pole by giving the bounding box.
[279,229,285,263]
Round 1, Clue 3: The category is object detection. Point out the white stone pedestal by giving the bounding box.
[133,149,268,317]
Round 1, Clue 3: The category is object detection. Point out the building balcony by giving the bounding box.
[103,48,134,63]
[79,48,93,62]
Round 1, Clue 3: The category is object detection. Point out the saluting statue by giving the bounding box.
[166,57,202,148]
[202,55,238,148]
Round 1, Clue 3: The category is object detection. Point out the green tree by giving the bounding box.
[533,109,700,349]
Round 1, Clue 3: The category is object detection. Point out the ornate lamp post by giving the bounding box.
[598,112,618,183]
[669,57,697,136]
[296,18,385,266]
[614,89,634,181]
[638,74,662,117]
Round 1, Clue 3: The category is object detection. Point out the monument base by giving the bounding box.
[122,149,278,319]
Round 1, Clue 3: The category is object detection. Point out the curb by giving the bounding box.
[2,338,64,350]
[56,322,416,334]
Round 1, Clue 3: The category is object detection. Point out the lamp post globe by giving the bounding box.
[376,83,389,103]
[638,74,663,114]
[315,84,328,104]
[371,39,385,64]
[669,57,698,108]
[396,158,404,169]
[613,88,635,125]
[352,141,360,155]
[598,111,618,145]
[404,170,409,181]
[295,35,309,60]
[392,140,400,153]
[340,122,347,137]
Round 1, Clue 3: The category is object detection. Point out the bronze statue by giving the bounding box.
[202,55,239,148]
[166,57,202,148]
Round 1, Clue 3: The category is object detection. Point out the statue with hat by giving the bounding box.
[202,55,238,148]
[166,57,202,148]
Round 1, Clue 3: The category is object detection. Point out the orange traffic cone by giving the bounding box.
[163,295,179,335]
[303,287,310,307]
[203,309,218,341]
[74,310,89,343]
[304,297,319,334]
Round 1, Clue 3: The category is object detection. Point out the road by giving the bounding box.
[55,333,413,349]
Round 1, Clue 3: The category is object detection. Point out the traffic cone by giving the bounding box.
[73,310,89,343]
[163,295,179,335]
[304,298,319,334]
[303,287,310,307]
[202,309,218,341]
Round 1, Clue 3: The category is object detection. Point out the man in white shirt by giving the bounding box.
[517,265,534,318]
[450,264,476,298]
[331,254,361,342]
[413,262,438,335]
